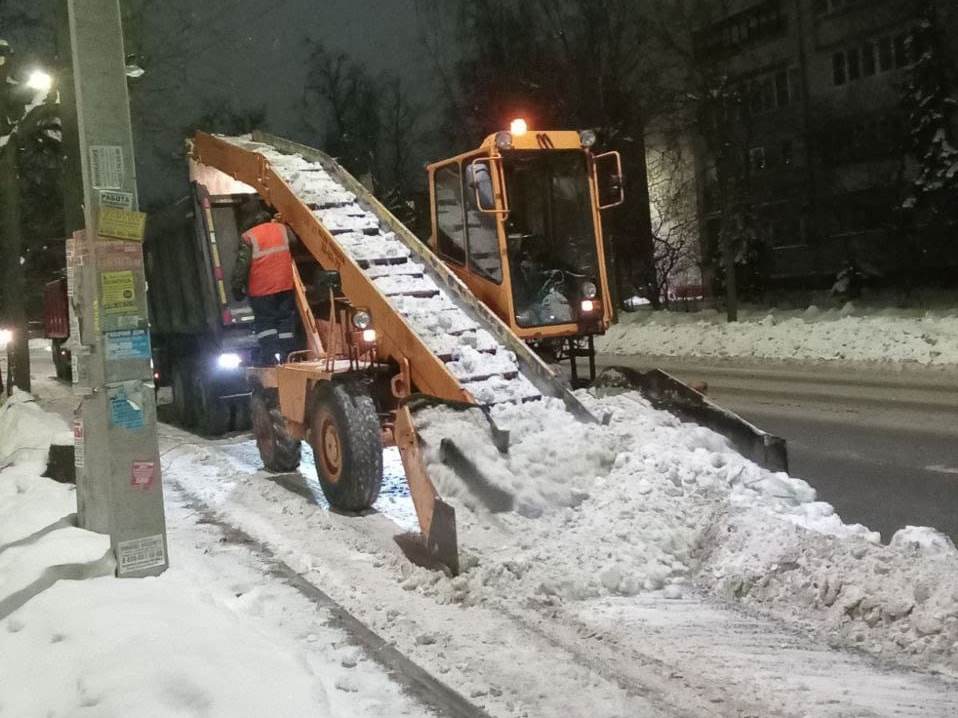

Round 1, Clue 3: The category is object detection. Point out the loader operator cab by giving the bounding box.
[427,124,623,383]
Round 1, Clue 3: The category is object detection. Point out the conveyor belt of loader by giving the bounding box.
[192,131,597,422]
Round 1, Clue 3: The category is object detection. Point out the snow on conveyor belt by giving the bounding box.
[223,136,541,406]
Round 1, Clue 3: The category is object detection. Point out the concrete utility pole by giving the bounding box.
[59,0,168,576]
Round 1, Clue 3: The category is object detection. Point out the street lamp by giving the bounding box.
[25,69,53,94]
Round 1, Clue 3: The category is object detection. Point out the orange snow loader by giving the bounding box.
[189,129,620,573]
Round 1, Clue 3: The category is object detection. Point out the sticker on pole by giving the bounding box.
[105,329,151,361]
[130,461,156,490]
[98,189,134,211]
[101,270,137,315]
[73,419,85,469]
[99,207,146,242]
[89,145,124,189]
[117,534,166,574]
[108,382,145,430]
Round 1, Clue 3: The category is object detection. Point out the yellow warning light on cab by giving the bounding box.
[510,118,528,136]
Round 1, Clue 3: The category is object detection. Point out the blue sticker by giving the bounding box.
[105,329,151,361]
[109,386,145,430]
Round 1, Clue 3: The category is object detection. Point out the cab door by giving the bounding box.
[428,156,514,326]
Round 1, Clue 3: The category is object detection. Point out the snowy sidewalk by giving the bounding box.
[596,305,958,367]
[0,392,427,717]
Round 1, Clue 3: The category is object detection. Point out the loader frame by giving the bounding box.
[191,131,600,575]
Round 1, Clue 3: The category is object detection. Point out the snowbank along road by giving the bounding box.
[594,352,958,542]
[597,305,958,367]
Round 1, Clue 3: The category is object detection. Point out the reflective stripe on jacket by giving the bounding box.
[242,222,294,297]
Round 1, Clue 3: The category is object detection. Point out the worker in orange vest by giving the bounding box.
[231,209,298,365]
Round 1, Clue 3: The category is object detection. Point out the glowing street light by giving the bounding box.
[25,69,53,94]
[0,328,13,350]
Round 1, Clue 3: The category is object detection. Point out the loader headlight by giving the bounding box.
[361,329,377,344]
[351,310,372,330]
[495,131,513,151]
[579,129,597,148]
[581,281,598,299]
[580,300,596,314]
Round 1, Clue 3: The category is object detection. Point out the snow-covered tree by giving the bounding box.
[900,0,958,222]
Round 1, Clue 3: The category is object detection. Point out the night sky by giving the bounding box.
[2,0,449,206]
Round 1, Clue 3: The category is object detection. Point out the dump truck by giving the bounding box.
[144,171,274,435]
[188,128,628,572]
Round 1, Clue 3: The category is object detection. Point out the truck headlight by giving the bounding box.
[579,129,597,148]
[216,352,242,370]
[352,310,372,330]
[581,281,598,299]
[495,131,513,151]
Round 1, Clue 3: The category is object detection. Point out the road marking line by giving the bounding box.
[926,465,958,476]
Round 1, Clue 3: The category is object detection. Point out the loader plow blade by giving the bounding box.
[395,405,460,575]
[394,396,524,575]
[594,366,788,473]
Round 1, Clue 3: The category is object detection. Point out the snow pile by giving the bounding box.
[0,391,76,523]
[0,389,71,467]
[409,390,958,674]
[597,306,958,365]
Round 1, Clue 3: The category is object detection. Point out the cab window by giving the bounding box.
[463,162,502,283]
[435,164,466,264]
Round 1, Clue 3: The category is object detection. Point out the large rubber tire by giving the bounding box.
[251,386,302,472]
[309,382,383,512]
[191,373,231,437]
[171,364,195,429]
[51,339,72,382]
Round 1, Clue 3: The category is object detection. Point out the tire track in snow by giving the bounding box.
[168,481,493,718]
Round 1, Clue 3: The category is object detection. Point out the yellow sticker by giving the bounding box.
[102,270,137,315]
[99,206,146,242]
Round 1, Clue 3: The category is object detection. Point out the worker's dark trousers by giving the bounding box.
[249,290,297,365]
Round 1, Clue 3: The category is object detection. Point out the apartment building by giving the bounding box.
[690,0,956,289]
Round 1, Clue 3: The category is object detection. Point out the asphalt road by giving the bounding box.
[596,354,958,543]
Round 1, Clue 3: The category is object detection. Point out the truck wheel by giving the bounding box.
[172,365,195,428]
[309,382,382,512]
[251,386,301,472]
[51,339,72,382]
[192,374,230,437]
[233,399,252,432]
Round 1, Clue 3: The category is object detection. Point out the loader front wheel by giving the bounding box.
[251,385,301,473]
[309,382,382,512]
